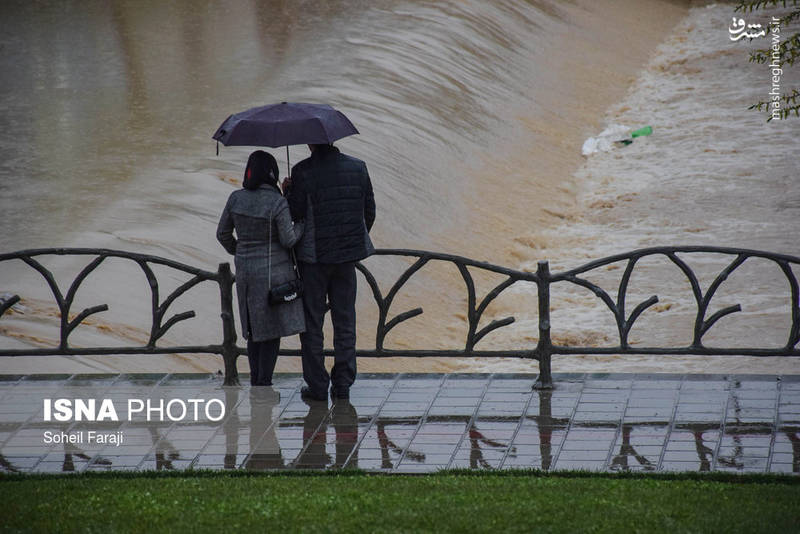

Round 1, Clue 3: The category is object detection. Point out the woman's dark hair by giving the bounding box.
[243,150,280,191]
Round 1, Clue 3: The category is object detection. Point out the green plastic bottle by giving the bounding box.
[631,126,653,138]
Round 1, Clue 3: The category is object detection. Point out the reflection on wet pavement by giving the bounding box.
[0,373,798,474]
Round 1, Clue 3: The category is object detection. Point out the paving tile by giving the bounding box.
[453,448,505,461]
[583,379,632,390]
[615,436,666,448]
[428,405,474,417]
[352,448,393,460]
[499,455,544,468]
[382,401,430,411]
[662,450,707,462]
[561,439,613,451]
[449,459,499,470]
[431,396,481,407]
[681,378,728,390]
[292,456,336,469]
[414,418,466,431]
[346,459,392,470]
[88,455,146,467]
[726,409,775,421]
[666,440,715,452]
[771,439,798,454]
[626,397,677,407]
[674,413,724,424]
[528,408,575,419]
[770,452,796,464]
[576,402,626,413]
[625,408,674,418]
[715,457,768,471]
[676,401,725,412]
[511,433,552,445]
[719,435,772,447]
[578,394,629,404]
[407,443,459,456]
[483,392,531,403]
[660,461,710,472]
[557,449,609,462]
[478,402,528,414]
[33,461,88,473]
[0,456,44,469]
[468,428,515,440]
[623,417,672,425]
[571,413,622,424]
[731,395,779,406]
[768,463,798,474]
[512,443,557,457]
[631,379,682,390]
[438,387,485,397]
[440,382,489,395]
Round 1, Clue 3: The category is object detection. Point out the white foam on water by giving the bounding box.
[467,3,800,375]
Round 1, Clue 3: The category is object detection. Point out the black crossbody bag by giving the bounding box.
[267,207,303,305]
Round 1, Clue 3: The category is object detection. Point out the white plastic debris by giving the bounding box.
[581,124,631,156]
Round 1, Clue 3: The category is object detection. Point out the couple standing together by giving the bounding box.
[216,143,376,401]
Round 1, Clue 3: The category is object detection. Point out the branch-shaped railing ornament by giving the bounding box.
[560,255,660,350]
[456,263,516,352]
[136,259,204,347]
[0,249,240,386]
[550,247,800,362]
[355,255,427,352]
[1,246,799,389]
[354,250,535,356]
[17,254,110,351]
[667,252,747,347]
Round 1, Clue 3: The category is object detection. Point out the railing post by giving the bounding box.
[533,260,553,389]
[217,262,240,386]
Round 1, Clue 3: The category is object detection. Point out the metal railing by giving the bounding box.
[1,246,799,387]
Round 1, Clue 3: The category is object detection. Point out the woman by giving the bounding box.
[216,150,304,386]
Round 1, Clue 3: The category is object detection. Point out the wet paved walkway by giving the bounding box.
[0,373,798,474]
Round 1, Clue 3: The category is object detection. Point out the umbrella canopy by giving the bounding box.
[212,102,359,148]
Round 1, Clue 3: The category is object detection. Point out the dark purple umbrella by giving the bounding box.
[212,102,359,173]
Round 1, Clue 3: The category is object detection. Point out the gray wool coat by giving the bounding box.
[216,185,305,342]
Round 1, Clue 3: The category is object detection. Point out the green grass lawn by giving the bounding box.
[1,470,798,533]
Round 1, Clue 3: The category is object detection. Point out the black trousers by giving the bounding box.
[247,337,280,386]
[299,261,357,396]
[296,399,358,468]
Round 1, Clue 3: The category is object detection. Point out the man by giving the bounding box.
[284,143,376,401]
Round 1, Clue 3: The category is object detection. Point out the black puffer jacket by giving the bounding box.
[287,145,376,264]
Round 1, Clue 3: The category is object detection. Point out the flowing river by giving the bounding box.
[1,0,798,375]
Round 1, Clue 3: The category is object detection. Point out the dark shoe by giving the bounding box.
[330,387,350,400]
[300,386,327,402]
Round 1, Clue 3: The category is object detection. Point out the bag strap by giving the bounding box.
[268,206,273,290]
[290,248,301,280]
[268,198,301,286]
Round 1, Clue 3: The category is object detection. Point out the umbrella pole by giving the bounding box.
[286,146,290,178]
